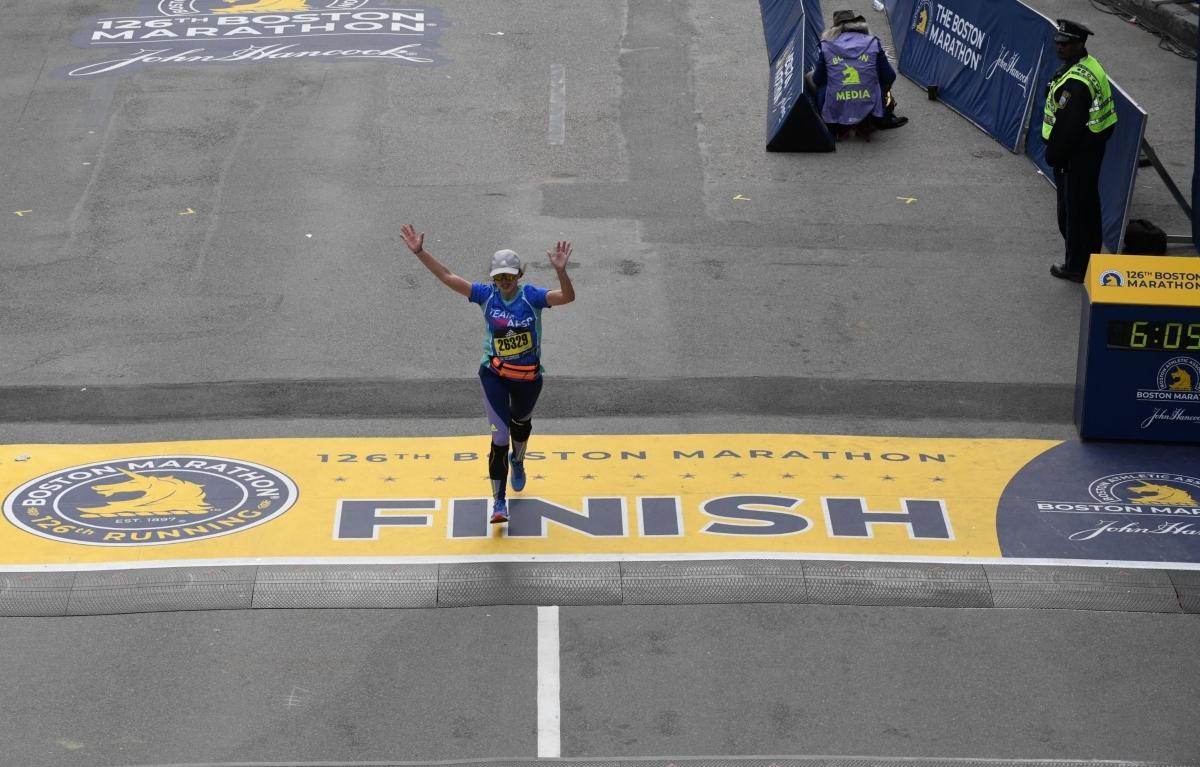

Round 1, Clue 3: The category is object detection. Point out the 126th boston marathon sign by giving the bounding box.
[63,0,446,78]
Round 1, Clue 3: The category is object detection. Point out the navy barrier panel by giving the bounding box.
[800,0,825,74]
[766,25,805,141]
[759,0,835,152]
[1022,7,1146,254]
[895,0,1045,151]
[759,0,806,61]
[884,0,918,60]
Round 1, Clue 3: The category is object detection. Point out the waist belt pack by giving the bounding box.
[490,356,539,381]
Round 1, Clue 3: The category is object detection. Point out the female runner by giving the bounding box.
[400,223,575,523]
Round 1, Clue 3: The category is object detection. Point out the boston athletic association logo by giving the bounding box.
[912,0,932,36]
[1034,471,1200,543]
[1137,357,1200,429]
[4,456,298,545]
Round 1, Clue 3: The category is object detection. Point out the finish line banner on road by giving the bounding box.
[3,435,1200,570]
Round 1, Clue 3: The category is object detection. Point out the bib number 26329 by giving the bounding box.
[494,330,533,357]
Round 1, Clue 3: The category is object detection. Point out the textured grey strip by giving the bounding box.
[1168,570,1200,614]
[985,565,1182,613]
[803,561,993,608]
[437,562,622,607]
[1,561,1197,616]
[253,565,437,609]
[66,566,255,615]
[0,571,73,617]
[0,377,1075,423]
[621,560,808,604]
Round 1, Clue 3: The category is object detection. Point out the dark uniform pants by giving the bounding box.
[1054,142,1106,275]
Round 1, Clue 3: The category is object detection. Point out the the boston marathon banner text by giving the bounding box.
[884,0,1146,252]
[894,0,1045,151]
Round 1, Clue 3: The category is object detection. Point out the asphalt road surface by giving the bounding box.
[1,1,1198,766]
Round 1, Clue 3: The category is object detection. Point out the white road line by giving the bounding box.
[5,552,1196,573]
[548,64,566,145]
[537,605,561,758]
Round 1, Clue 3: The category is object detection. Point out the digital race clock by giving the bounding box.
[1076,255,1200,443]
[1106,319,1200,351]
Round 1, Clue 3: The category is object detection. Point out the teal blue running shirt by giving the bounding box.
[469,282,551,370]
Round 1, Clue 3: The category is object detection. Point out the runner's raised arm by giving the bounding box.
[545,240,575,307]
[401,223,471,297]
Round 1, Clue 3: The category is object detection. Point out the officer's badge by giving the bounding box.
[1057,91,1071,109]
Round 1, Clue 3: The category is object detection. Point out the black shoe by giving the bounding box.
[1050,264,1084,283]
[877,114,909,130]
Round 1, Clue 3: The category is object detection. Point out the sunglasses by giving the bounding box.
[493,274,518,283]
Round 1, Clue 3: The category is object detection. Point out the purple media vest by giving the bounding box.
[819,32,885,125]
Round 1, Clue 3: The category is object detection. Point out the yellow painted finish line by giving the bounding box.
[0,435,1060,568]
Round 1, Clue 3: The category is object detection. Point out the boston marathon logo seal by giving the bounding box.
[912,0,932,36]
[996,440,1200,565]
[1136,356,1200,413]
[1087,471,1200,508]
[3,456,298,546]
[63,0,445,77]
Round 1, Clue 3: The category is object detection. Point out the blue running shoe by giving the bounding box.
[490,498,508,524]
[510,456,526,492]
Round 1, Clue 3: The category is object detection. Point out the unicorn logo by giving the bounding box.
[1088,471,1200,508]
[1168,366,1193,391]
[840,63,861,86]
[913,1,931,35]
[213,0,313,11]
[78,469,213,518]
[1126,481,1199,507]
[5,456,298,547]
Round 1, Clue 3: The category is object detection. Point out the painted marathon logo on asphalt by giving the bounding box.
[3,456,298,546]
[63,0,446,77]
[997,441,1200,564]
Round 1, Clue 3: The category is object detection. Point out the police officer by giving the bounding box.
[1043,19,1117,282]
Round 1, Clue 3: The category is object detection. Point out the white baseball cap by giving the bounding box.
[489,249,522,277]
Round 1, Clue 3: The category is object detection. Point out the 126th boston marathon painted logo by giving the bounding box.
[3,456,298,546]
[64,0,445,78]
[997,441,1200,564]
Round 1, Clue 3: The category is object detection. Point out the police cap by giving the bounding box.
[1054,19,1093,43]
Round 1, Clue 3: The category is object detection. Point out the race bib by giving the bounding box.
[493,329,533,357]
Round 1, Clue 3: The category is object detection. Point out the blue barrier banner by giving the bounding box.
[897,0,1045,151]
[767,26,805,141]
[800,0,826,74]
[759,0,806,61]
[760,0,835,152]
[884,0,918,60]
[1023,9,1146,254]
